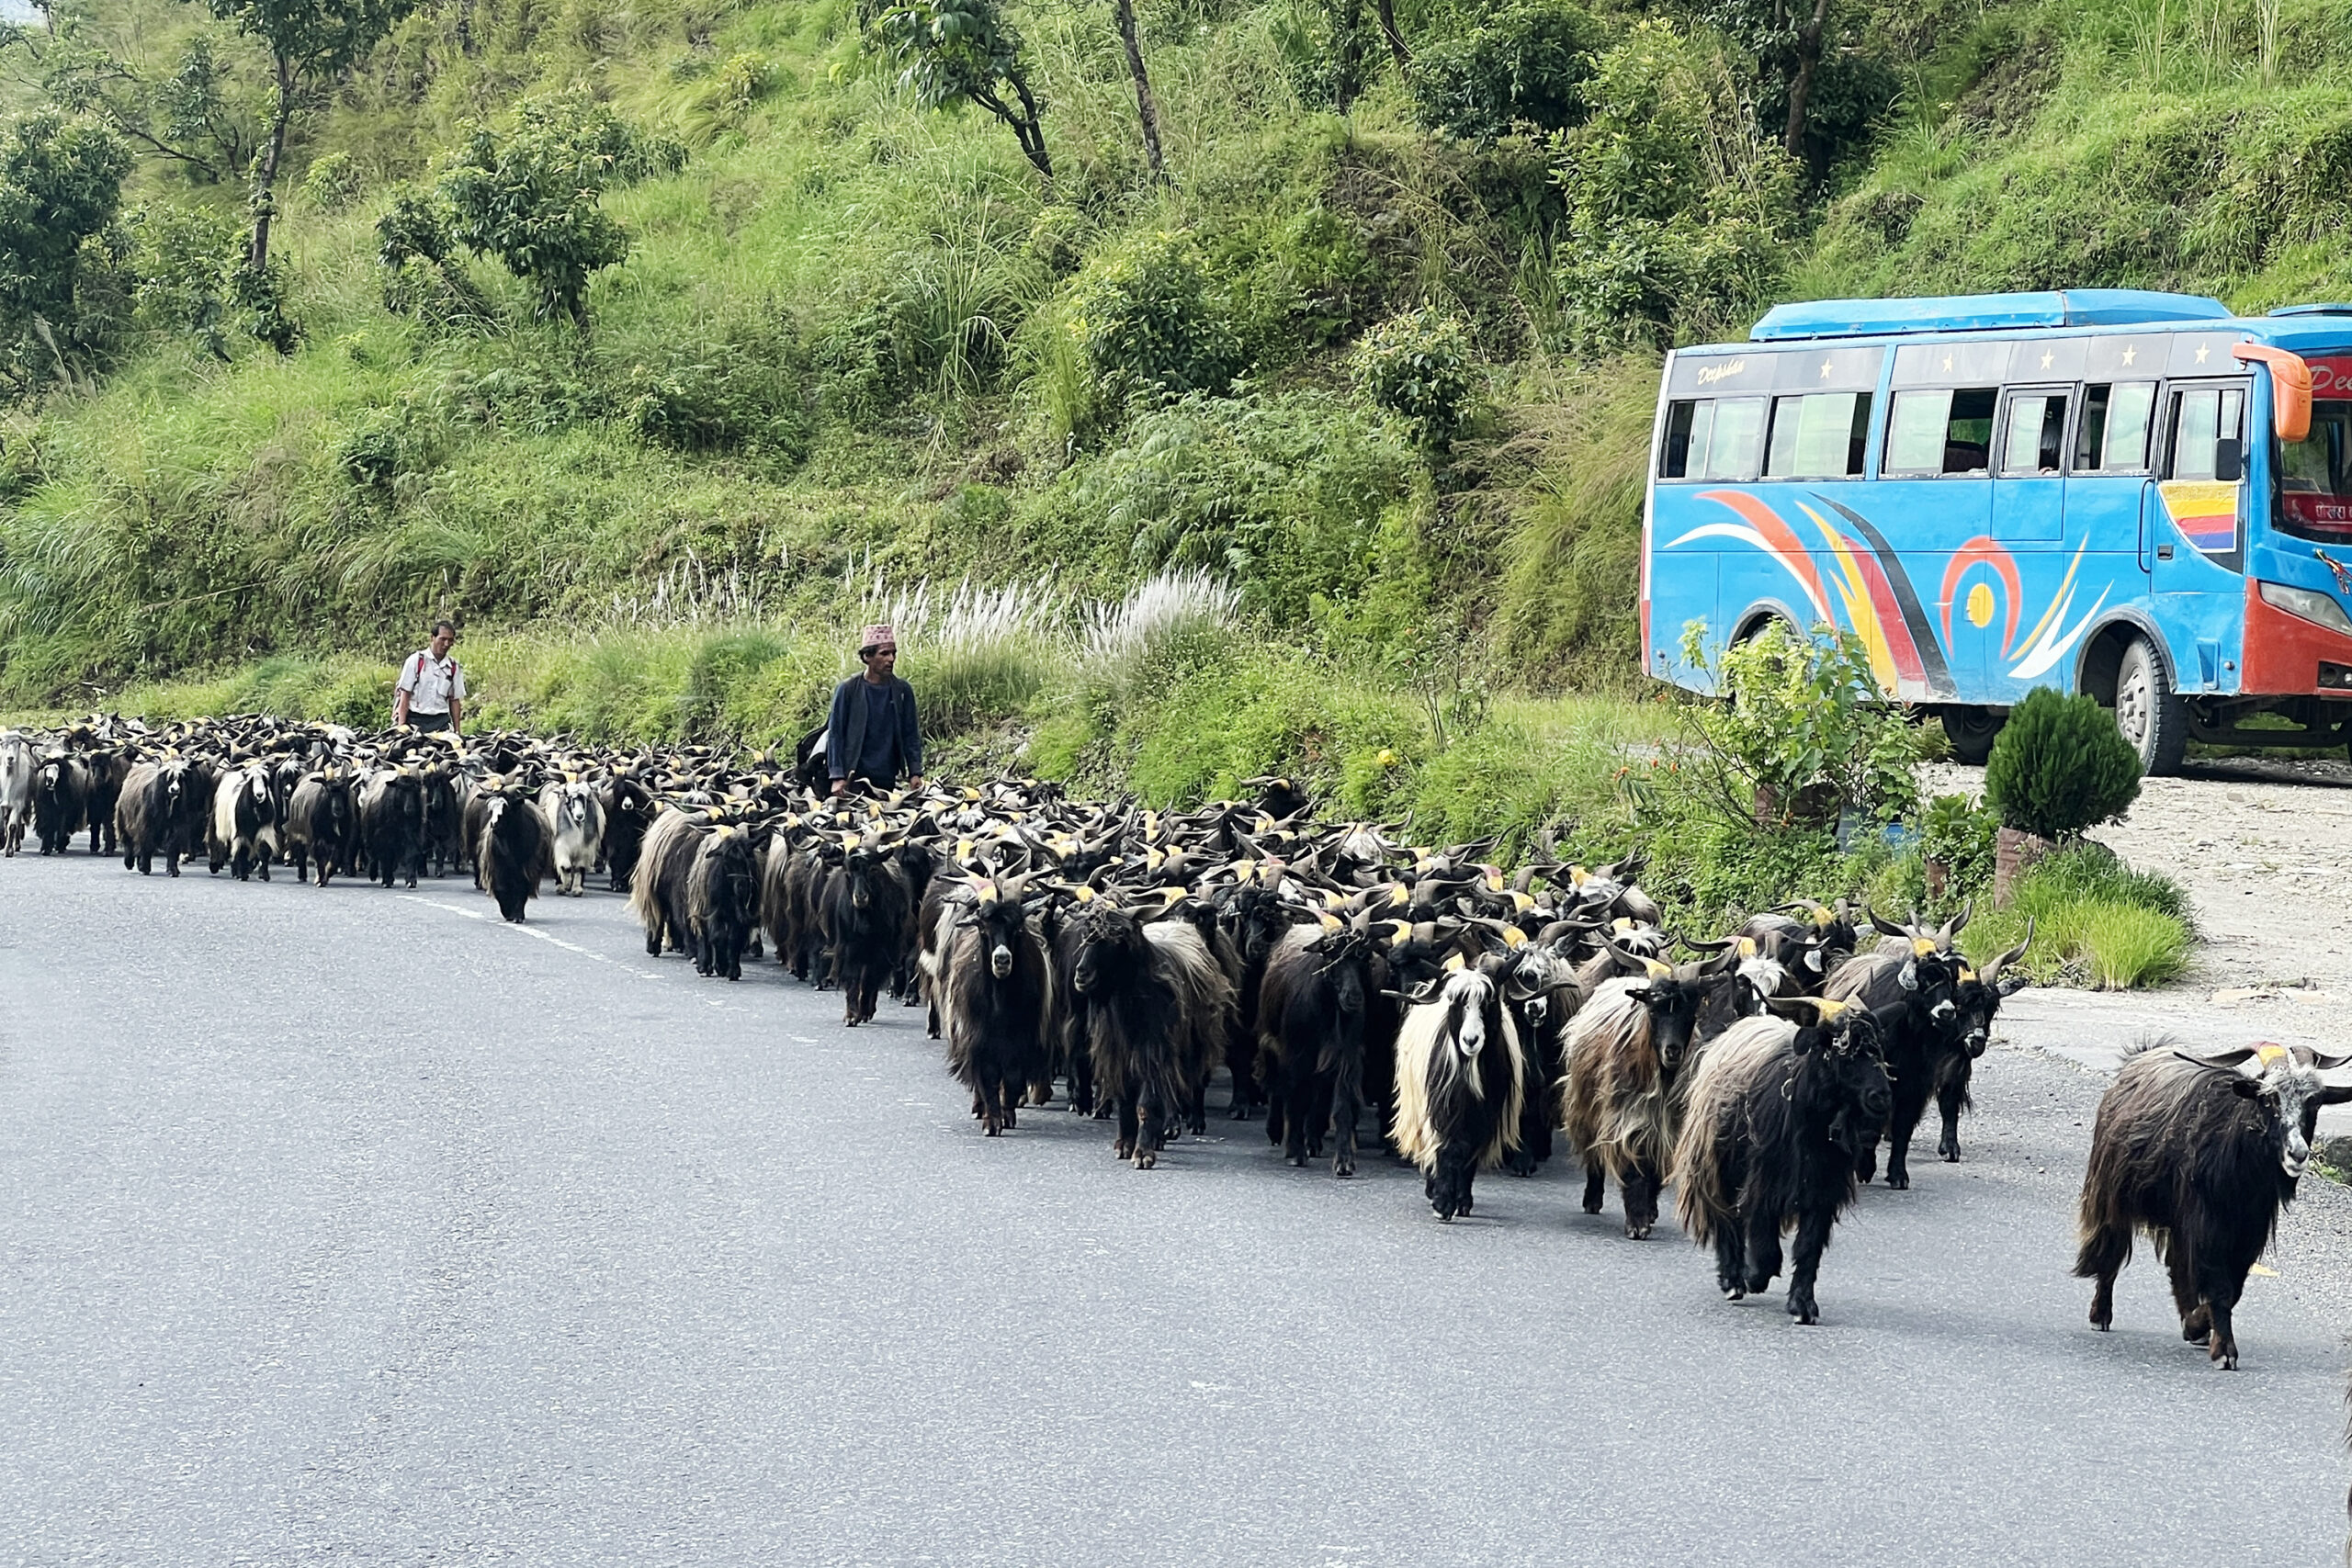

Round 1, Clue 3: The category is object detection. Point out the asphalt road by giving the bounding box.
[4,848,2349,1567]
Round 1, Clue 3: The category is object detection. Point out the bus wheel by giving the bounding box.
[1940,706,2004,765]
[2113,636,2188,776]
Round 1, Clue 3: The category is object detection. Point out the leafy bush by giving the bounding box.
[1679,621,1923,829]
[1272,0,1378,114]
[620,343,807,459]
[301,150,364,212]
[1065,230,1247,424]
[1407,1,1601,142]
[1351,308,1477,448]
[127,202,238,358]
[1983,685,2142,840]
[1548,23,1798,353]
[1920,792,1999,892]
[435,94,685,329]
[0,113,134,388]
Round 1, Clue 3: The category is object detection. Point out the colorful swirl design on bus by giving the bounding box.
[1668,492,2110,694]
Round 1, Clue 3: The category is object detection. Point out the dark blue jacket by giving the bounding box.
[826,673,922,783]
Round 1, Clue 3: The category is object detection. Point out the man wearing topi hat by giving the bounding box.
[825,623,923,797]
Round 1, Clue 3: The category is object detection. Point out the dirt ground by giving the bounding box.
[1926,754,2352,1113]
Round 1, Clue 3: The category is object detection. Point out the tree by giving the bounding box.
[867,0,1052,182]
[1108,0,1165,181]
[197,0,418,283]
[29,29,253,185]
[0,111,131,389]
[434,95,681,331]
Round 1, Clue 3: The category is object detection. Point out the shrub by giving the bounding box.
[1065,230,1246,423]
[1679,621,1923,829]
[127,202,239,358]
[1351,308,1477,448]
[621,346,807,459]
[302,151,364,212]
[1920,792,1999,893]
[1963,844,2193,990]
[1407,1,1601,143]
[1982,685,2142,840]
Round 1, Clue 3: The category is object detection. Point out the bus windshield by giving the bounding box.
[2276,400,2352,541]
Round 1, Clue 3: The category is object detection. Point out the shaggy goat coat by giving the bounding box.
[2075,1041,2351,1369]
[687,827,761,979]
[539,781,604,897]
[475,791,550,922]
[209,763,282,881]
[938,884,1054,1137]
[1,731,35,856]
[628,807,709,958]
[283,772,354,886]
[1390,968,1528,1221]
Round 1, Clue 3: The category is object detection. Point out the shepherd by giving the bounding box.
[393,619,466,735]
[826,623,924,798]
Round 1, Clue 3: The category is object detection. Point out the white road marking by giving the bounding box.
[399,896,667,981]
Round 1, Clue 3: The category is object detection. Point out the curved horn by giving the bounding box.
[1979,917,2035,986]
[1865,905,1912,940]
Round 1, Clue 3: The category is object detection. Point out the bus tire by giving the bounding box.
[1941,706,2004,765]
[2112,636,2188,776]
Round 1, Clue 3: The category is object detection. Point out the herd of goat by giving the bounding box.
[3,713,2346,1370]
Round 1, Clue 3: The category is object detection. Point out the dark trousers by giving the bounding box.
[407,710,452,734]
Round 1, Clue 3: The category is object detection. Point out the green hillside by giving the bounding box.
[2,0,2349,809]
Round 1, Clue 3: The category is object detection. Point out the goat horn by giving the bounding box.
[1980,917,2035,986]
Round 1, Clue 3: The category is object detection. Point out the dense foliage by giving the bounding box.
[1983,685,2143,840]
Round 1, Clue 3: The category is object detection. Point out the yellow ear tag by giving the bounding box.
[1234,859,1255,880]
[962,787,981,802]
[1385,920,1413,942]
[1146,847,1164,871]
[833,813,851,827]
[712,824,735,840]
[840,831,860,850]
[1568,865,1590,886]
[1509,891,1535,913]
[1159,886,1187,909]
[1502,925,1528,948]
[1254,814,1276,833]
[1737,936,1758,958]
[1611,917,1635,934]
[1389,884,1410,907]
[1074,885,1095,902]
[1813,907,1836,929]
[1813,996,1848,1021]
[1912,937,1936,957]
[1443,951,1467,973]
[1958,966,1978,984]
[1318,913,1343,932]
[2257,1043,2290,1066]
[1643,958,1673,979]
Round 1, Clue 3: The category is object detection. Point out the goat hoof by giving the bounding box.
[1136,1151,1157,1170]
[1722,1285,1745,1301]
[1624,1224,1651,1240]
[1333,1158,1355,1179]
[1884,1172,1909,1191]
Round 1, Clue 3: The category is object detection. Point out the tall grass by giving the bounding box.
[1963,845,2196,990]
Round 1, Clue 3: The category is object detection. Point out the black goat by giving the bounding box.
[33,752,86,856]
[1496,938,1582,1177]
[823,837,912,1021]
[1823,908,1972,1190]
[1674,997,1893,1324]
[357,768,425,889]
[601,773,655,892]
[474,787,548,922]
[2077,1041,2352,1369]
[1921,925,2034,1164]
[1257,918,1381,1178]
[628,807,708,960]
[939,877,1054,1137]
[82,748,129,855]
[1218,881,1302,1118]
[1070,902,1229,1168]
[283,771,354,886]
[420,765,464,877]
[688,826,761,978]
[116,760,193,876]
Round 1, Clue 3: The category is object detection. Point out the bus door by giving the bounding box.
[1881,351,1998,694]
[2151,377,2250,691]
[1994,382,2072,545]
[2064,369,2162,643]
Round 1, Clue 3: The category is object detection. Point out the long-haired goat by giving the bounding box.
[474,785,550,922]
[1921,924,2033,1164]
[688,825,761,978]
[283,770,354,886]
[1673,997,1893,1324]
[356,767,425,889]
[600,773,654,892]
[34,751,86,856]
[116,759,199,877]
[539,779,604,897]
[1392,964,1529,1221]
[941,876,1054,1137]
[1823,908,1972,1190]
[209,762,282,881]
[1256,918,1380,1177]
[628,807,709,959]
[0,730,34,856]
[823,835,912,1021]
[2076,1041,2352,1369]
[1558,943,1754,1238]
[1070,901,1231,1168]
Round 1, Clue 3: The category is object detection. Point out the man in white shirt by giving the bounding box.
[393,620,467,734]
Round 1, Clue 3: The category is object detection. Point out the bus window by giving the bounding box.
[1660,400,1707,478]
[1763,391,1871,479]
[2270,399,2352,540]
[2075,382,2156,472]
[2001,392,2069,476]
[1884,387,1996,474]
[1699,397,1766,480]
[2168,387,2245,480]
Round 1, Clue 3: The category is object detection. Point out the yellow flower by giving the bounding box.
[1375,748,1398,768]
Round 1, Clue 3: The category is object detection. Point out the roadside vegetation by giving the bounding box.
[0,0,2254,985]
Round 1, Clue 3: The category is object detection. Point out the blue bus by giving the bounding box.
[1642,288,2352,774]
